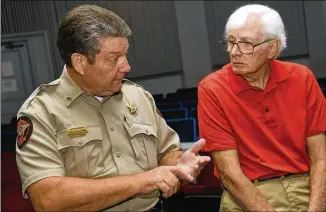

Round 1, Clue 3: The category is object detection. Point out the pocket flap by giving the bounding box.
[123,121,157,138]
[56,126,103,150]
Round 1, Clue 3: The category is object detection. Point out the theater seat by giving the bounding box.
[161,108,188,119]
[166,118,197,142]
[1,152,34,212]
[156,101,182,110]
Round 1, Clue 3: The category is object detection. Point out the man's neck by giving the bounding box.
[243,62,271,90]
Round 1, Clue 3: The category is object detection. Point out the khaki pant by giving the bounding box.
[220,173,310,212]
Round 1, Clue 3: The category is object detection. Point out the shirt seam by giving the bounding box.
[203,143,237,151]
[307,124,326,137]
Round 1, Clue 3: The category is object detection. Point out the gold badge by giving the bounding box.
[66,127,88,138]
[126,103,137,114]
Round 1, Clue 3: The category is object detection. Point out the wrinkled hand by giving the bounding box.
[176,139,211,183]
[141,166,186,198]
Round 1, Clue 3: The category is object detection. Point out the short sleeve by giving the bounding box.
[142,90,181,161]
[198,84,236,152]
[16,104,65,198]
[305,68,326,136]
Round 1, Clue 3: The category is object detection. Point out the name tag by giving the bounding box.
[66,127,88,138]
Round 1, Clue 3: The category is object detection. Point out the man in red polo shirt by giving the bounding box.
[198,4,326,212]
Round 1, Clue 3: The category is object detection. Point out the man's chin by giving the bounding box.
[107,84,123,95]
[232,67,246,76]
[96,83,123,96]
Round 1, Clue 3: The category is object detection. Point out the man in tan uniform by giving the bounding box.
[16,5,210,212]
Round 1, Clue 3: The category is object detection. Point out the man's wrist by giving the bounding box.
[308,204,325,212]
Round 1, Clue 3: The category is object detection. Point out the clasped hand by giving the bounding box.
[151,139,211,198]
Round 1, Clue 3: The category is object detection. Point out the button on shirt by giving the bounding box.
[16,67,181,212]
[198,60,326,181]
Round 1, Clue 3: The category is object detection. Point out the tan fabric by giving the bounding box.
[16,67,181,212]
[220,173,310,212]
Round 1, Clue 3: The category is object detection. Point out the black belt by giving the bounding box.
[221,172,309,191]
[251,172,309,184]
[146,199,164,212]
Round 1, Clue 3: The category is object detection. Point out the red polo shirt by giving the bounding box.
[198,60,326,180]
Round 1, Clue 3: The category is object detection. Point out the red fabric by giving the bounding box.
[2,184,34,212]
[2,152,34,212]
[2,152,21,184]
[198,60,326,181]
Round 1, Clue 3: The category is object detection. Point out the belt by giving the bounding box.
[146,198,164,212]
[221,172,309,191]
[251,172,309,184]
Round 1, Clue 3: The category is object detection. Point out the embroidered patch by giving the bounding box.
[17,116,33,149]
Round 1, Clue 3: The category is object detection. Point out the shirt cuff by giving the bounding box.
[202,143,237,152]
[307,124,326,137]
[22,168,65,199]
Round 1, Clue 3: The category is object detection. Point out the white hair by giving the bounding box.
[225,4,287,51]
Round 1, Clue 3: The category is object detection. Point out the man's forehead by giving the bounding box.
[227,23,264,41]
[100,37,129,53]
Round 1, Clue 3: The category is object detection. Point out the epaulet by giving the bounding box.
[122,79,143,88]
[40,79,60,87]
[20,79,60,111]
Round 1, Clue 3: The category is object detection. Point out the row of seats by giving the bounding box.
[153,89,223,211]
[153,87,198,102]
[159,103,199,142]
[154,88,200,144]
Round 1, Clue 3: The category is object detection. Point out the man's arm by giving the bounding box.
[307,132,326,212]
[212,149,275,211]
[27,165,181,211]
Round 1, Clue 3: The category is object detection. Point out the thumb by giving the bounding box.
[189,139,206,154]
[170,166,193,182]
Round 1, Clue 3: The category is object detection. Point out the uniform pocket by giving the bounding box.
[123,120,158,170]
[56,126,104,177]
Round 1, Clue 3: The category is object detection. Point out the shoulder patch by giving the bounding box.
[17,116,33,149]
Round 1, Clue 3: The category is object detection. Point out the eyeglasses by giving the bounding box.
[220,39,273,54]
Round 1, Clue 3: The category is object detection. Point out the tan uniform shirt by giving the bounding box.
[16,67,181,211]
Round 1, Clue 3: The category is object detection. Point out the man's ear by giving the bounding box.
[268,40,280,59]
[71,53,87,75]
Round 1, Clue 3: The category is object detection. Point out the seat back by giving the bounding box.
[161,108,188,119]
[166,118,197,142]
[156,101,182,110]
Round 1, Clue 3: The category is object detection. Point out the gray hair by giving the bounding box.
[56,4,132,67]
[225,4,287,52]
